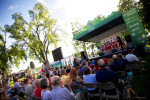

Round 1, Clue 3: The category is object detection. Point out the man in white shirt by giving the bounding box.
[125,49,139,62]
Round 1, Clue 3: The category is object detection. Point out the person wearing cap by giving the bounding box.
[24,78,33,96]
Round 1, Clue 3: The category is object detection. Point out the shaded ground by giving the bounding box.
[131,54,150,99]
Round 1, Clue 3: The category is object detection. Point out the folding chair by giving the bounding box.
[71,84,86,100]
[128,61,141,75]
[115,71,129,85]
[97,82,120,100]
[84,83,101,100]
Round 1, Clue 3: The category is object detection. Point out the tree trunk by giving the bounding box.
[2,68,5,84]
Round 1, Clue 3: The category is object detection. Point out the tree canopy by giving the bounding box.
[5,3,60,64]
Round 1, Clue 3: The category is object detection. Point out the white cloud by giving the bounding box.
[36,0,47,7]
[8,5,18,10]
[37,0,44,3]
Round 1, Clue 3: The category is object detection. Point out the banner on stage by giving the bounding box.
[122,7,147,46]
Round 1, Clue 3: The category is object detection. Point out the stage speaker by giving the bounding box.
[99,53,104,56]
[111,49,117,53]
[80,51,86,60]
[125,35,132,43]
[125,35,133,48]
[52,47,63,61]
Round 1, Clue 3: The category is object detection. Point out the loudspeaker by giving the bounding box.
[125,35,132,43]
[52,47,63,61]
[125,35,133,48]
[99,53,104,56]
[80,51,86,60]
[111,49,117,53]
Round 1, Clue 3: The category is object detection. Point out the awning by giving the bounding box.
[73,11,127,42]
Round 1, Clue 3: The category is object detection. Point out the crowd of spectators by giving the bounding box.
[0,49,143,100]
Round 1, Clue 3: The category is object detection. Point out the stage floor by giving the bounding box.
[89,50,127,61]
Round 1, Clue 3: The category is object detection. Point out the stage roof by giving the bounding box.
[73,11,127,42]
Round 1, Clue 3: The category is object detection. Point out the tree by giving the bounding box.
[5,3,60,64]
[118,0,138,13]
[71,15,105,58]
[0,27,27,82]
[71,22,88,58]
[138,0,150,32]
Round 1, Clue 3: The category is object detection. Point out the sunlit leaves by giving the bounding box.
[4,3,60,64]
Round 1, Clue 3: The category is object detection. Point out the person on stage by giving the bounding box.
[117,36,124,50]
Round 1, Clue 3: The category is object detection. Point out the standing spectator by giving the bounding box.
[125,49,139,62]
[24,78,33,96]
[66,65,71,74]
[44,62,49,75]
[40,78,51,100]
[49,76,75,100]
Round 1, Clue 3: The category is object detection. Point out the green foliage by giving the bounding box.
[138,0,150,32]
[72,15,105,57]
[118,0,150,32]
[118,0,138,13]
[0,27,27,80]
[5,3,60,64]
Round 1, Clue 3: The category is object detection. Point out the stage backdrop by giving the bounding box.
[122,7,147,46]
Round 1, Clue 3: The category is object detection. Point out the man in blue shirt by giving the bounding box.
[110,54,126,72]
[96,59,124,92]
[49,76,75,100]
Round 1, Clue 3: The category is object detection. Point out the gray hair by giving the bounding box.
[98,59,106,68]
[35,79,40,86]
[51,76,60,86]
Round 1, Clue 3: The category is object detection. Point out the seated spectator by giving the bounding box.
[66,65,71,74]
[34,79,42,98]
[83,66,98,93]
[40,78,51,100]
[118,54,128,65]
[125,49,139,62]
[14,78,23,93]
[46,73,51,89]
[94,60,99,71]
[61,70,69,85]
[96,59,124,92]
[69,67,84,93]
[24,78,33,96]
[108,58,114,66]
[49,76,75,100]
[110,54,126,72]
[80,60,86,73]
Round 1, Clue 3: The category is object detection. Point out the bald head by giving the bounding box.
[112,54,118,60]
[98,59,106,68]
[51,76,61,86]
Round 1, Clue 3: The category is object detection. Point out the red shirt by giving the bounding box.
[41,68,44,73]
[95,65,99,71]
[35,86,42,97]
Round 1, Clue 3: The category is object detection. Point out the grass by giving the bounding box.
[131,54,150,99]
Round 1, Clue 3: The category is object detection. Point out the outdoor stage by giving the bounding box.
[89,49,127,61]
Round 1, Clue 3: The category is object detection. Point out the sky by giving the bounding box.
[0,0,120,73]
